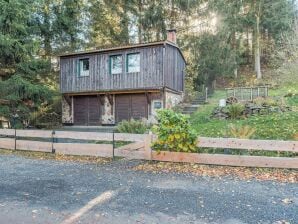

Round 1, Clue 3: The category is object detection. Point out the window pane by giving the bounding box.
[79,59,89,76]
[127,53,140,73]
[111,55,122,74]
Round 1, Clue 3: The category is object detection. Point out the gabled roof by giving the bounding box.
[58,41,186,63]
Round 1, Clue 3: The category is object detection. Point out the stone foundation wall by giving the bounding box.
[62,96,73,124]
[101,95,115,125]
[165,91,183,108]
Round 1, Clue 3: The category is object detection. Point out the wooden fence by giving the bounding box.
[0,129,151,160]
[226,86,269,101]
[0,129,297,169]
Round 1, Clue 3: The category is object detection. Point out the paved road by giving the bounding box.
[0,155,297,224]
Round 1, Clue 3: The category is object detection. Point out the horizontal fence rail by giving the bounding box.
[199,137,298,152]
[152,152,298,169]
[0,129,297,169]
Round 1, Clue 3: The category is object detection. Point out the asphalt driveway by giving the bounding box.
[0,155,297,224]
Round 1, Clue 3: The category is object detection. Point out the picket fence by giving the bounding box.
[0,129,297,169]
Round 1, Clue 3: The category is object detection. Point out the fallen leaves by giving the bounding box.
[133,162,298,183]
[273,221,290,224]
[0,149,111,164]
[281,198,294,204]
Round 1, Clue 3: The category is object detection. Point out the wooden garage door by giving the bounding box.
[74,96,101,125]
[115,94,148,123]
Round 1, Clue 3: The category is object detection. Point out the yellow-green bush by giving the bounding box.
[152,109,198,152]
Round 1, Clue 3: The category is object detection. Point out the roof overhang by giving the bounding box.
[58,41,186,64]
[62,87,163,96]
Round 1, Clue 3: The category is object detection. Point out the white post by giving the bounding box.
[144,132,152,160]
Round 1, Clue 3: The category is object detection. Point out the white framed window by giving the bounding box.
[110,55,122,74]
[79,58,89,77]
[127,53,140,73]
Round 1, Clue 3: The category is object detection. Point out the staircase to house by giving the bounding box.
[182,87,214,115]
[182,95,206,115]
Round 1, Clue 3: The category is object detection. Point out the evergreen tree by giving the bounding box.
[0,0,52,127]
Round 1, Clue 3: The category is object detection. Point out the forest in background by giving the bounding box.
[0,0,297,127]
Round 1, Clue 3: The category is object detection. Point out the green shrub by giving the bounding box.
[116,119,150,134]
[152,109,197,152]
[253,97,281,107]
[227,103,245,119]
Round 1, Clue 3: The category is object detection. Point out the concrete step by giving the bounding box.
[192,101,205,104]
[183,106,199,110]
[182,110,198,115]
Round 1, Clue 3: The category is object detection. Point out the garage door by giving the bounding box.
[115,94,148,123]
[74,96,101,125]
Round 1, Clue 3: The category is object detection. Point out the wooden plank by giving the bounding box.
[16,130,52,138]
[114,140,148,159]
[55,143,113,157]
[198,137,298,152]
[152,151,298,169]
[114,133,146,142]
[0,129,15,136]
[54,131,112,141]
[115,148,147,159]
[0,138,15,149]
[16,140,52,152]
[115,142,144,152]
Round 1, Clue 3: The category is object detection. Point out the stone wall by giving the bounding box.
[165,91,183,109]
[62,96,73,124]
[101,95,115,125]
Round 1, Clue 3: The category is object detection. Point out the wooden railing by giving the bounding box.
[226,86,269,101]
[0,129,151,160]
[0,129,297,169]
[153,137,298,169]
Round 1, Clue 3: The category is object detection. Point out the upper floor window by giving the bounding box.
[110,55,122,74]
[127,53,140,73]
[79,58,89,77]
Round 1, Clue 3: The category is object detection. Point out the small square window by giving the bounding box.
[154,101,162,109]
[110,55,122,74]
[127,53,140,73]
[79,58,89,77]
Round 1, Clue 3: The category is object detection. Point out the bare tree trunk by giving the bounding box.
[254,1,262,79]
[232,32,238,79]
[137,0,143,43]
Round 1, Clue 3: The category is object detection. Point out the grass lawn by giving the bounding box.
[190,84,298,140]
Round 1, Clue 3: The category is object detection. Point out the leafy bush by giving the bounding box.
[227,103,244,119]
[172,104,184,113]
[152,109,197,152]
[253,97,281,107]
[224,124,255,139]
[116,119,150,134]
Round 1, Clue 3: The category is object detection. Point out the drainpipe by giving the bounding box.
[162,43,166,108]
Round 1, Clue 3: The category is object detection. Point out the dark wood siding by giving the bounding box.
[115,94,148,123]
[74,96,101,125]
[164,45,186,92]
[60,45,164,93]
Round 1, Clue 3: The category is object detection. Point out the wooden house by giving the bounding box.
[59,30,186,125]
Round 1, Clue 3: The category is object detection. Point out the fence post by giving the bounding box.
[14,128,17,150]
[112,130,115,160]
[205,87,208,103]
[51,130,55,154]
[250,88,253,101]
[144,132,152,160]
